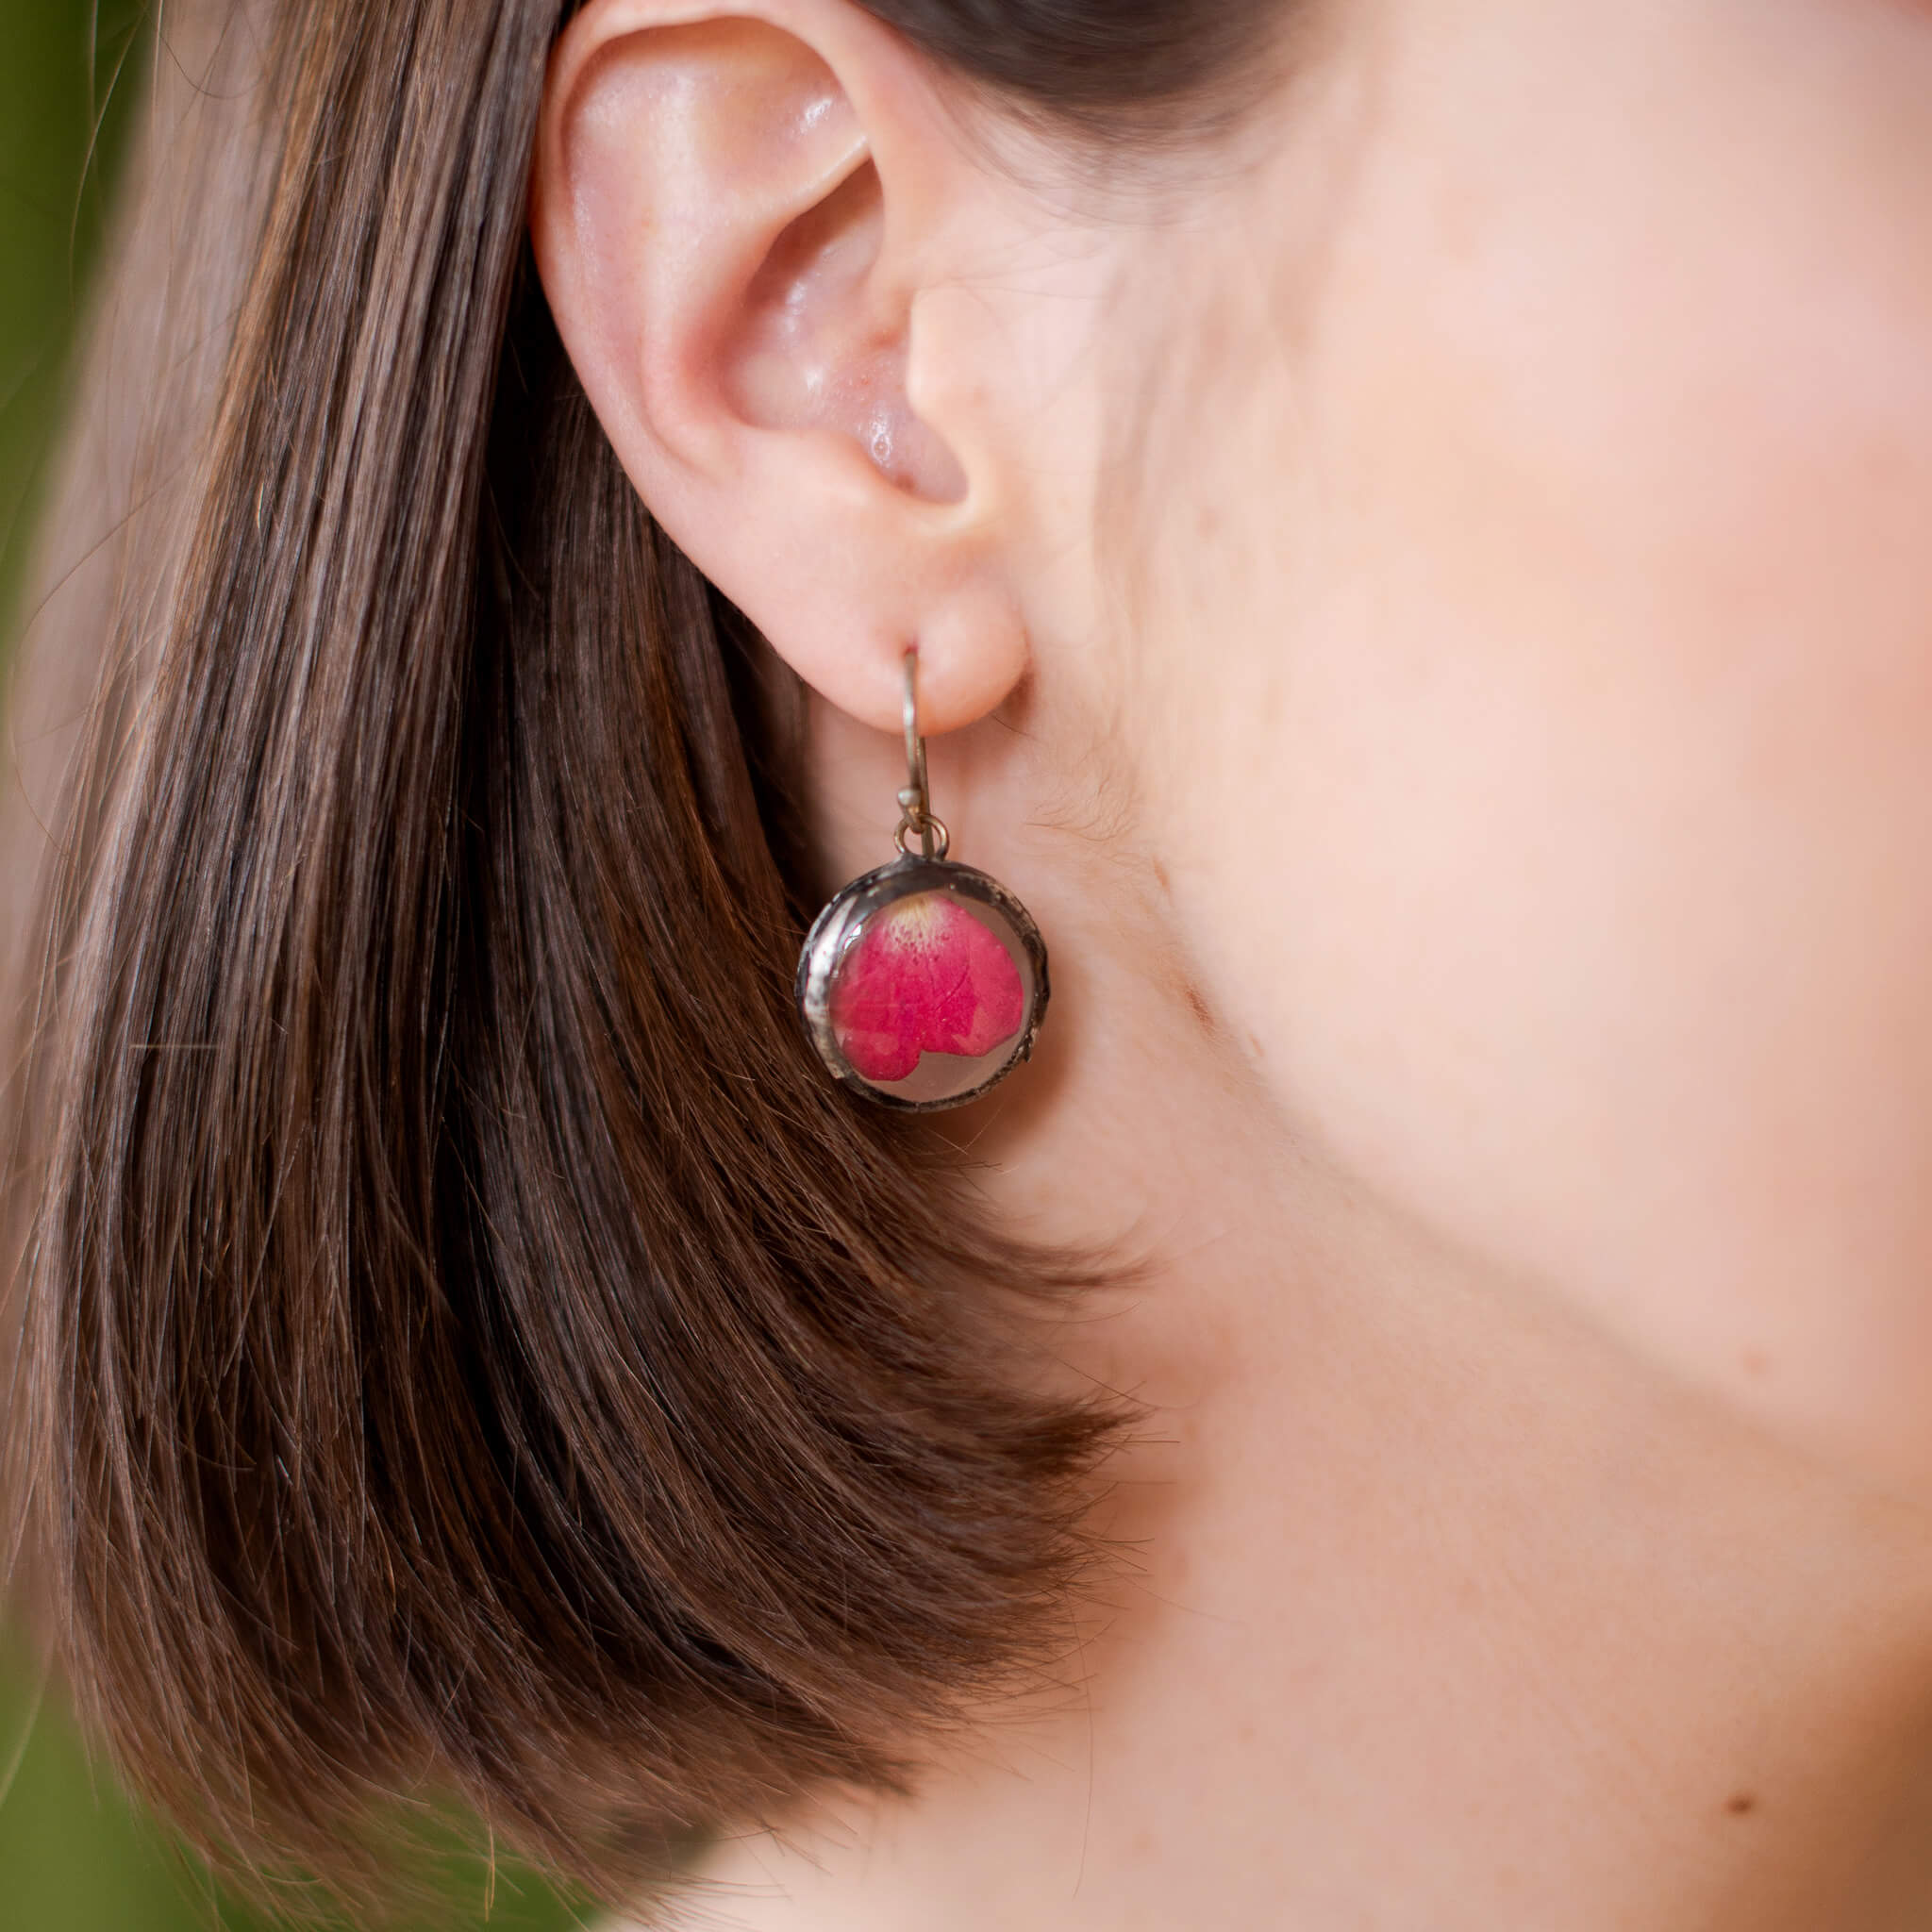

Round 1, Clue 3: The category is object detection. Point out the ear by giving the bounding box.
[530,0,1029,735]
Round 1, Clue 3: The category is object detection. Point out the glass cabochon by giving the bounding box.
[797,860,1048,1110]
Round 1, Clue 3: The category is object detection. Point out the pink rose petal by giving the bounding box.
[830,893,1026,1085]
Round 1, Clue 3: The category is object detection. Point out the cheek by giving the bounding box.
[1148,1,1932,1490]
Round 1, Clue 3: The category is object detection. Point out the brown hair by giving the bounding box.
[7,0,1275,1916]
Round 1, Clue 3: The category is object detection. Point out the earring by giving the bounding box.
[795,649,1049,1111]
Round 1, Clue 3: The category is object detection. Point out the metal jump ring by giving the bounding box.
[894,810,951,860]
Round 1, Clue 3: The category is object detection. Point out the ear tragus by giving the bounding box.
[730,157,968,502]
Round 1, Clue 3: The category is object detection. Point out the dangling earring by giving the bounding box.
[796,649,1049,1111]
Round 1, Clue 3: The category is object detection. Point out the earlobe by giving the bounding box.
[530,0,1025,735]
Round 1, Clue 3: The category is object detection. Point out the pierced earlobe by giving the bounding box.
[796,648,1049,1110]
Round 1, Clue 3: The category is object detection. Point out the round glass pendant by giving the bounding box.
[795,856,1049,1111]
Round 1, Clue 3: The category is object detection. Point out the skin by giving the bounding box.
[531,0,1932,1924]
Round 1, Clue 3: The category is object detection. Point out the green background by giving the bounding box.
[0,7,582,1927]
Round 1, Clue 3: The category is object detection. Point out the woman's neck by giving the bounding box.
[676,854,1932,1931]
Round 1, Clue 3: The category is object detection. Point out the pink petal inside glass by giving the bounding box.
[829,892,1027,1088]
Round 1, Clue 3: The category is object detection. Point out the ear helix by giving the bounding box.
[794,647,1049,1110]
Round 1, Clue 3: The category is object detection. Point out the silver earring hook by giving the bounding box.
[894,648,950,861]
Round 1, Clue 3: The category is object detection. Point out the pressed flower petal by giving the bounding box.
[951,911,1027,1057]
[830,892,1026,1086]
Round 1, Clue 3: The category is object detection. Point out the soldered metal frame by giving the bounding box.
[793,855,1051,1113]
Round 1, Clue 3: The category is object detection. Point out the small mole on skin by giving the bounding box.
[1740,1348,1771,1380]
[1153,858,1171,894]
[1725,1792,1758,1818]
[1182,981,1215,1033]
